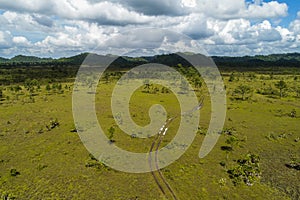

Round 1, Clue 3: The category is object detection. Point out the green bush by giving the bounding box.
[10,168,20,177]
[227,153,261,186]
[0,190,17,200]
[233,85,252,100]
[46,118,60,131]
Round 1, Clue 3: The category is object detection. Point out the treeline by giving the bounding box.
[1,52,300,69]
[0,53,88,67]
[213,53,300,70]
[0,66,78,85]
[1,52,300,85]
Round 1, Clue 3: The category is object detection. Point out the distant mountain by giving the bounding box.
[10,55,53,62]
[0,57,9,62]
[57,53,89,65]
[0,52,300,68]
[212,53,300,68]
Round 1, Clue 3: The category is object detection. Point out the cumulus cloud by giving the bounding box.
[13,36,31,46]
[246,1,288,19]
[176,14,214,40]
[0,0,298,57]
[118,0,190,16]
[32,15,54,27]
[0,0,155,26]
[0,31,13,49]
[197,0,288,20]
[290,19,300,34]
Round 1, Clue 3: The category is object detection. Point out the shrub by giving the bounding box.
[85,154,110,171]
[0,89,3,100]
[233,85,252,100]
[227,153,261,186]
[46,118,59,131]
[108,126,115,143]
[290,109,296,118]
[0,190,17,200]
[275,80,288,98]
[222,127,236,136]
[285,155,300,171]
[285,161,300,171]
[10,168,20,177]
[229,73,235,82]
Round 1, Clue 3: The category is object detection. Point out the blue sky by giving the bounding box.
[0,0,299,57]
[270,0,299,26]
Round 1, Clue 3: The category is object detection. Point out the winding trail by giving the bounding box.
[148,97,204,200]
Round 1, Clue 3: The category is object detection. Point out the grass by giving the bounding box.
[0,72,299,199]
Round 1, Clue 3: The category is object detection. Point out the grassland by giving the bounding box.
[0,68,299,199]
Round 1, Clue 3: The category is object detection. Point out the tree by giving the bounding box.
[104,73,110,83]
[24,78,39,93]
[275,80,287,98]
[13,85,22,93]
[193,77,202,91]
[221,135,241,160]
[143,80,151,93]
[292,86,300,98]
[46,84,51,92]
[233,85,252,100]
[108,126,115,143]
[227,153,261,186]
[229,73,235,82]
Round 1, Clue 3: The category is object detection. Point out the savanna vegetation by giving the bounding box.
[0,53,299,199]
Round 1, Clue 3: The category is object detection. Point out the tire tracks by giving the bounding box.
[148,97,204,200]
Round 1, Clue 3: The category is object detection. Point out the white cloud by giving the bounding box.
[175,14,214,39]
[13,36,30,46]
[246,1,288,19]
[0,0,155,26]
[181,0,197,8]
[0,31,14,50]
[0,0,298,57]
[290,19,300,34]
[197,0,287,20]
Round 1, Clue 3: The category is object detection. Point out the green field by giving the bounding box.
[0,67,299,199]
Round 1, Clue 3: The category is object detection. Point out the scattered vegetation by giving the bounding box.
[10,168,20,177]
[0,54,299,199]
[275,80,288,98]
[227,153,261,186]
[233,85,253,100]
[46,118,60,131]
[108,126,115,143]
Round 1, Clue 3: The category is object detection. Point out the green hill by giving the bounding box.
[0,52,300,69]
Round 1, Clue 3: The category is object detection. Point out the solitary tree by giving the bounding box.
[108,126,115,143]
[292,86,300,98]
[104,73,110,83]
[234,85,252,100]
[143,80,151,93]
[193,77,202,91]
[46,84,51,92]
[275,80,287,98]
[229,73,235,82]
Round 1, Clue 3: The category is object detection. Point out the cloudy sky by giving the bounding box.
[0,0,299,58]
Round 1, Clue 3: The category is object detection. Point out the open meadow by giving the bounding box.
[0,64,300,199]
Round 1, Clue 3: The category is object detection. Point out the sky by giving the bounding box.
[0,0,299,58]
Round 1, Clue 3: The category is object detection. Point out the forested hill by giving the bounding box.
[0,52,300,68]
[212,53,300,68]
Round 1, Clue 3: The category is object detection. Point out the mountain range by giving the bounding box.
[1,52,300,68]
